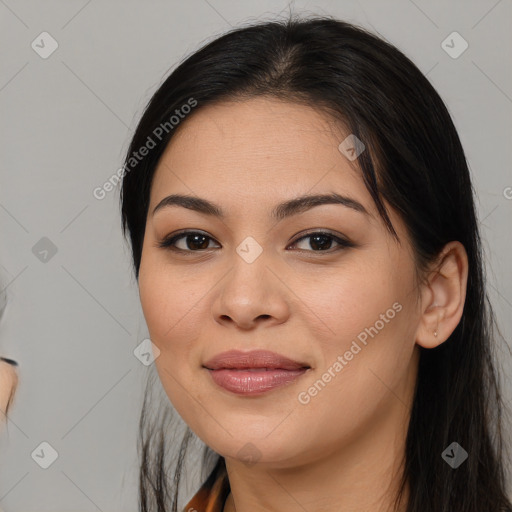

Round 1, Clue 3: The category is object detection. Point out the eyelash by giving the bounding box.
[156,230,355,255]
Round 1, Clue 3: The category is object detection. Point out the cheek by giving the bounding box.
[138,259,207,422]
[138,257,204,348]
[302,258,414,402]
[304,259,396,342]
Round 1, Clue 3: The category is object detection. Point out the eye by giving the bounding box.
[156,231,220,252]
[157,230,354,254]
[288,231,354,253]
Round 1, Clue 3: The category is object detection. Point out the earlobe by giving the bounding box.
[415,301,444,349]
[415,241,469,349]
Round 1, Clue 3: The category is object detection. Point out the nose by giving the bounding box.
[211,252,290,330]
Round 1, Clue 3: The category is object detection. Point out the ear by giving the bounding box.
[415,241,469,349]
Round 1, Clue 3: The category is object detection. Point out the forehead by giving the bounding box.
[150,97,371,214]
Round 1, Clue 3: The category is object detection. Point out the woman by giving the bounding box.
[0,357,18,429]
[119,15,512,512]
[0,290,19,431]
[0,356,19,512]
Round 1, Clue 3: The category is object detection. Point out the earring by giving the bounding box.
[434,329,438,337]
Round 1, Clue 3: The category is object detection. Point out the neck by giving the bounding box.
[224,407,411,512]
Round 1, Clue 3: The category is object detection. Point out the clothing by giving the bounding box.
[182,458,230,512]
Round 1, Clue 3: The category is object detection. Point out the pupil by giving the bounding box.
[310,234,332,251]
[188,234,209,250]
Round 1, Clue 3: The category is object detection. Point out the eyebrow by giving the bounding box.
[151,192,370,220]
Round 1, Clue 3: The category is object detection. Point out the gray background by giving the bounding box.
[1,0,511,510]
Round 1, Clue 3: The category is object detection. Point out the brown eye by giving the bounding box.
[157,231,221,252]
[157,230,354,254]
[289,232,354,253]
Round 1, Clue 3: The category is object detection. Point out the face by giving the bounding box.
[138,97,423,468]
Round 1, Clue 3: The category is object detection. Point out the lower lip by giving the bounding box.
[206,368,309,395]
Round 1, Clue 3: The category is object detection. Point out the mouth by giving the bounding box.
[204,367,310,395]
[203,349,310,371]
[206,367,307,371]
[202,349,311,396]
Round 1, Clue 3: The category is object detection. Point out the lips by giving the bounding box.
[203,349,310,371]
[203,349,311,395]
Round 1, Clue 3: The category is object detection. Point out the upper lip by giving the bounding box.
[203,350,310,370]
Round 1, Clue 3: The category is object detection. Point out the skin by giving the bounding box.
[0,360,18,428]
[138,97,468,512]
